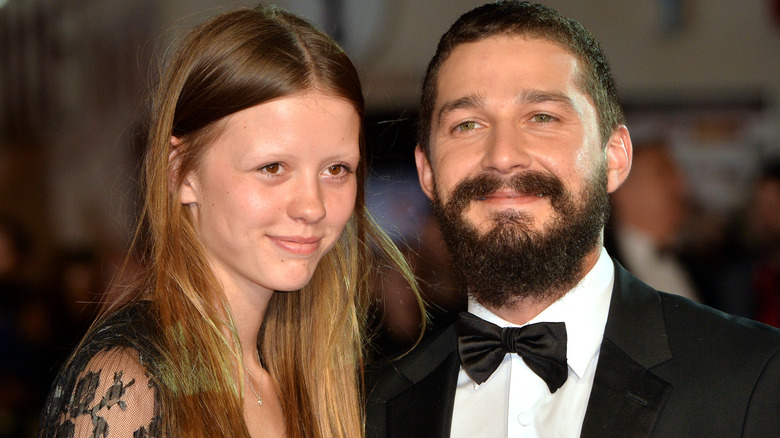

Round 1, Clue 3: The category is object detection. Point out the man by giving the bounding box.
[366,2,780,437]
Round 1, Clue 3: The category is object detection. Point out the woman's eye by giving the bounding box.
[261,163,281,174]
[326,164,352,177]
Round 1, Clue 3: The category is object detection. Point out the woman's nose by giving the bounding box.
[288,178,326,224]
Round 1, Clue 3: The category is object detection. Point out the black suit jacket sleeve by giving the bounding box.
[743,347,780,436]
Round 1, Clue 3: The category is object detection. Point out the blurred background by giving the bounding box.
[1,0,780,435]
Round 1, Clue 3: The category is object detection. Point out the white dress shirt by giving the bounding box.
[450,248,614,438]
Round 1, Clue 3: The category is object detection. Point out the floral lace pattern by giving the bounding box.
[39,303,165,438]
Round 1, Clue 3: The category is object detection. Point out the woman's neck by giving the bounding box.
[221,279,275,370]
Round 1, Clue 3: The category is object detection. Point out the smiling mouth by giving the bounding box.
[269,236,322,255]
[476,189,545,201]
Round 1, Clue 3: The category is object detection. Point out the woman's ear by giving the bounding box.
[169,136,199,205]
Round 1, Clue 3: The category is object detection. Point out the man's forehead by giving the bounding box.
[439,34,573,71]
[437,36,579,86]
[432,36,588,113]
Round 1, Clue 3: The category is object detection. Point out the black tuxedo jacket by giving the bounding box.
[366,262,780,437]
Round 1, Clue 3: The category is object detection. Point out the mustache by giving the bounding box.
[445,171,566,211]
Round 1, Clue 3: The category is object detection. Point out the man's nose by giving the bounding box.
[480,123,532,174]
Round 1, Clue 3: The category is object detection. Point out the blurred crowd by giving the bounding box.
[606,143,780,324]
[0,215,117,437]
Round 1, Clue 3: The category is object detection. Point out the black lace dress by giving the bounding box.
[38,302,164,437]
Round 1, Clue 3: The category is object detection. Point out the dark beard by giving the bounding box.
[431,167,609,309]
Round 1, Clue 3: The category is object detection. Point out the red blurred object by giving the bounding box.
[774,0,780,29]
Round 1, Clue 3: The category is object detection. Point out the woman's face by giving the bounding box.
[179,92,360,297]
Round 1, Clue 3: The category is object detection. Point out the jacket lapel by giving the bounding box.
[580,261,673,437]
[366,326,461,438]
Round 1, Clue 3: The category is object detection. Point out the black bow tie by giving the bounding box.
[455,312,568,393]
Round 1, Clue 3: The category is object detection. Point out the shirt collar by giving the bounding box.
[467,247,614,379]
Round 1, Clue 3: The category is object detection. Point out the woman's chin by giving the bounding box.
[271,277,314,293]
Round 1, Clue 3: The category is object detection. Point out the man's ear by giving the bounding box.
[605,125,632,194]
[169,136,198,205]
[415,145,435,201]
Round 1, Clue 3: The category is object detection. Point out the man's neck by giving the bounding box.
[481,249,603,325]
[485,294,565,325]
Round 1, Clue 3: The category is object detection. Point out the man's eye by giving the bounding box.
[455,121,479,132]
[532,114,554,123]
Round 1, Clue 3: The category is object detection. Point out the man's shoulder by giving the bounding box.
[658,291,780,354]
[607,264,780,384]
[644,292,780,436]
[611,262,780,354]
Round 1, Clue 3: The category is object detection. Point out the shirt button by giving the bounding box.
[517,412,531,426]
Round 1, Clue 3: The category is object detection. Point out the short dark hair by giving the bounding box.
[418,1,625,153]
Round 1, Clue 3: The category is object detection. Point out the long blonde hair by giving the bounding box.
[107,5,420,437]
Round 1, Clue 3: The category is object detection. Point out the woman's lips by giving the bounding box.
[268,235,322,255]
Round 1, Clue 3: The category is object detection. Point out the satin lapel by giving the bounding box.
[581,261,673,438]
[580,339,672,437]
[366,326,460,438]
[385,350,460,437]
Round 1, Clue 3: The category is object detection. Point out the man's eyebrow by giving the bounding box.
[436,90,581,129]
[517,90,580,115]
[436,94,486,128]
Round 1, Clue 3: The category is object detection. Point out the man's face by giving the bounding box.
[416,36,631,305]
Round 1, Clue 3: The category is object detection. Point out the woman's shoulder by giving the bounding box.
[38,301,164,437]
[80,300,159,351]
[91,299,158,338]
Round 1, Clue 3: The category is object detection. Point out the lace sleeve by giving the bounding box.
[41,347,162,438]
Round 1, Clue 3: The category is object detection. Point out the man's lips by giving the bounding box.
[268,235,322,255]
[476,189,545,201]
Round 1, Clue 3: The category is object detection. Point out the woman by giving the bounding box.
[38,5,420,438]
